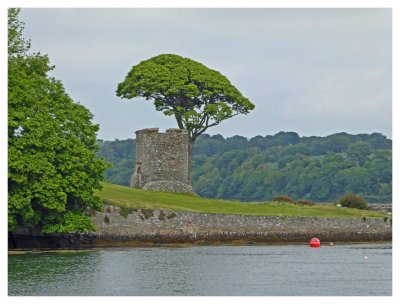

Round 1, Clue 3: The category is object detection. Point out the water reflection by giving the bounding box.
[8,244,392,296]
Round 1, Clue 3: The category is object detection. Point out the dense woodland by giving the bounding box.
[97,132,392,204]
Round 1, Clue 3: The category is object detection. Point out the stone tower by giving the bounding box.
[131,128,193,193]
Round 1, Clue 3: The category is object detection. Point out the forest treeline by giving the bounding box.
[97,132,392,203]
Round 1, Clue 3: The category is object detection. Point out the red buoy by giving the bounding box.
[310,237,320,248]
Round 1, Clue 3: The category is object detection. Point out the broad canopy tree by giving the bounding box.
[8,9,109,233]
[116,54,255,165]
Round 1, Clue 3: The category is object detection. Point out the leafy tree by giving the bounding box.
[97,139,135,186]
[8,9,109,233]
[309,134,351,155]
[97,131,392,203]
[224,135,249,151]
[366,133,392,149]
[346,141,371,165]
[194,134,224,156]
[116,54,255,177]
[272,131,300,146]
[367,150,392,183]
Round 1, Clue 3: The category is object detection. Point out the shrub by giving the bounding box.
[337,194,369,210]
[272,195,296,204]
[297,200,315,206]
[159,210,166,221]
[166,213,177,219]
[141,209,154,219]
[119,206,135,218]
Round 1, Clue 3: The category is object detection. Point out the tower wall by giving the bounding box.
[131,128,193,193]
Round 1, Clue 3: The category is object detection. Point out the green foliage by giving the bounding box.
[337,195,369,210]
[346,141,371,165]
[97,131,392,204]
[8,9,110,233]
[96,139,135,186]
[191,132,391,203]
[42,212,97,233]
[116,54,255,142]
[8,8,30,57]
[140,209,154,219]
[272,196,296,204]
[119,206,135,218]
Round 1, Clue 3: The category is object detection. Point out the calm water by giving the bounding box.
[8,243,392,296]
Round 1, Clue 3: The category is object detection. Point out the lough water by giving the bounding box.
[8,243,391,296]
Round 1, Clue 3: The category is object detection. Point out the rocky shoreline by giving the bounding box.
[8,204,392,249]
[8,229,392,250]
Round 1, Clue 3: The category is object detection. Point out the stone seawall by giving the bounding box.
[8,204,392,249]
[91,204,392,245]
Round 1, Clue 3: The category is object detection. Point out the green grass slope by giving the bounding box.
[95,182,387,218]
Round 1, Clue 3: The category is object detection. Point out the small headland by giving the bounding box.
[8,182,391,249]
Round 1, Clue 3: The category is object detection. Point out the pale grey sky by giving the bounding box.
[20,8,392,140]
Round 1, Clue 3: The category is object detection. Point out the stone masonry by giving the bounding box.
[8,206,392,248]
[131,128,193,193]
[91,204,392,244]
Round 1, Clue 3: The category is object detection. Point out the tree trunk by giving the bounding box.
[187,137,195,186]
[174,113,184,129]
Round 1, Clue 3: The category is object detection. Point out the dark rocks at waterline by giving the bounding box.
[8,229,391,250]
[8,232,96,250]
[94,230,392,246]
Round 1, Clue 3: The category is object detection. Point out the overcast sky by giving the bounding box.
[19,8,392,140]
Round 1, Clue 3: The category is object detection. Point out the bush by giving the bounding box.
[272,195,296,204]
[141,209,154,219]
[119,206,136,218]
[337,194,369,210]
[158,210,166,221]
[166,213,177,219]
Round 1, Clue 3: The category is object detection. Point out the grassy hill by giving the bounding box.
[95,182,388,218]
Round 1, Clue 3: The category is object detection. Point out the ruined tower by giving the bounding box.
[131,128,193,193]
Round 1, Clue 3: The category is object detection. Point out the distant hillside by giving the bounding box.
[96,132,392,203]
[97,138,135,186]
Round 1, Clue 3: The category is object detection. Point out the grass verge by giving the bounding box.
[95,182,388,218]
